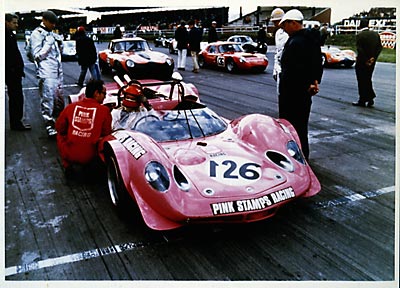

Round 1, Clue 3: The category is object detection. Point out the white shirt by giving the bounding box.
[273,28,289,77]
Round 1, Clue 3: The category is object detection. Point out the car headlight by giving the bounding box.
[266,150,294,172]
[166,58,173,66]
[145,161,170,192]
[287,140,306,165]
[173,165,190,191]
[126,60,135,68]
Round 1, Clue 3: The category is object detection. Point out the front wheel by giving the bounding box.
[107,155,129,211]
[99,59,111,74]
[226,58,237,73]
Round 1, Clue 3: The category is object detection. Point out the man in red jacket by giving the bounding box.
[56,79,112,177]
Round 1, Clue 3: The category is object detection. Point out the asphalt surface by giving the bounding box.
[3,41,398,286]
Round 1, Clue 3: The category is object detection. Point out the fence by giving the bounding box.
[334,25,396,34]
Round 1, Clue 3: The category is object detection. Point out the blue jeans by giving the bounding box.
[78,63,101,85]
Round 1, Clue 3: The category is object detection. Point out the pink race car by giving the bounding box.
[73,73,320,230]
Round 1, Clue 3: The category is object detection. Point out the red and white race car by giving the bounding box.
[98,37,174,80]
[321,45,356,68]
[198,41,268,73]
[72,73,320,230]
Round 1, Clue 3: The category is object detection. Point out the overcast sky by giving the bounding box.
[2,0,398,24]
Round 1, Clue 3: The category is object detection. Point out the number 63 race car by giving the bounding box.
[198,41,268,73]
[75,73,321,230]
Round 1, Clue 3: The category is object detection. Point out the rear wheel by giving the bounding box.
[198,55,206,68]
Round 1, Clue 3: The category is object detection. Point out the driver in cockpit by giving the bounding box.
[111,83,159,131]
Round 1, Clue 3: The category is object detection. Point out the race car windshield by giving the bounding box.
[134,107,228,142]
[126,41,148,51]
[115,41,149,52]
[219,44,243,53]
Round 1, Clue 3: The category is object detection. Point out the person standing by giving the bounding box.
[174,21,189,71]
[352,19,383,107]
[75,26,101,87]
[319,23,330,46]
[30,10,65,137]
[279,9,323,161]
[5,13,31,131]
[256,25,267,53]
[188,19,203,73]
[270,8,289,93]
[55,79,112,176]
[96,29,101,44]
[208,21,218,43]
[113,24,122,39]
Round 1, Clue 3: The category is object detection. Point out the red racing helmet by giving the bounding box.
[122,84,143,108]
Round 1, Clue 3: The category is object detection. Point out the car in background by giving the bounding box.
[321,45,356,68]
[122,32,137,39]
[61,40,77,61]
[154,35,174,48]
[67,73,321,230]
[98,37,174,80]
[227,35,267,54]
[198,41,268,73]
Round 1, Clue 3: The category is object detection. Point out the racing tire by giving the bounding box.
[198,55,206,68]
[114,61,124,76]
[226,58,237,73]
[99,59,111,74]
[106,155,130,213]
[255,66,267,73]
[344,62,354,68]
[258,45,268,54]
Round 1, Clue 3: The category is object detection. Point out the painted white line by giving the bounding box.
[5,241,151,277]
[314,185,395,209]
[22,84,79,91]
[5,185,395,277]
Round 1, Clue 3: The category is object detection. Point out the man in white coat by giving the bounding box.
[270,8,289,94]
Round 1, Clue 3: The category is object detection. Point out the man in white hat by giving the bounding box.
[270,8,289,91]
[278,9,323,161]
[208,21,218,43]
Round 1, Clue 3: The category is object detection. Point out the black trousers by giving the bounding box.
[355,62,376,103]
[279,92,312,160]
[5,75,24,127]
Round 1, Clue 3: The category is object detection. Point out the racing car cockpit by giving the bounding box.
[111,73,228,141]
